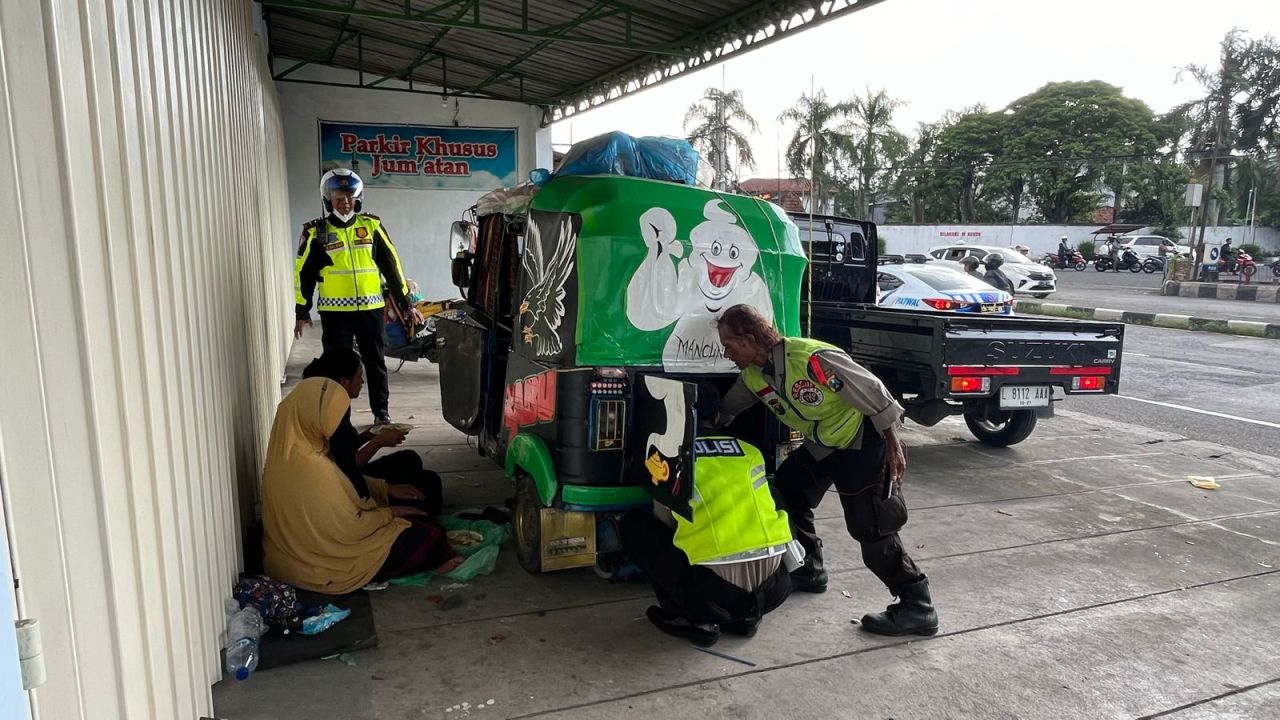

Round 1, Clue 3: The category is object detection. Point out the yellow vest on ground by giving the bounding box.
[672,436,792,565]
[295,215,404,311]
[740,337,864,449]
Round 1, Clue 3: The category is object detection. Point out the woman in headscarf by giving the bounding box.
[262,377,458,594]
[301,348,442,517]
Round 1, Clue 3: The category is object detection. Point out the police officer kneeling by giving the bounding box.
[621,384,795,648]
[717,303,939,637]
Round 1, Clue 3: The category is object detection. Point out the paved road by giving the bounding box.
[1069,323,1279,456]
[1044,265,1280,323]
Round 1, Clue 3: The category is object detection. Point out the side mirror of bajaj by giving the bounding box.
[450,220,477,254]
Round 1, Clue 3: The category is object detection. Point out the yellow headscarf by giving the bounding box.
[262,377,409,594]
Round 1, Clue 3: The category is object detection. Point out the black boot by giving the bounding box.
[645,606,720,647]
[859,577,939,637]
[790,553,828,594]
[722,614,761,638]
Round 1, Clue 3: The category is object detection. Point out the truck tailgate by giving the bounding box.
[809,305,1125,395]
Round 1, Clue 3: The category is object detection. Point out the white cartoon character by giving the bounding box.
[625,199,775,372]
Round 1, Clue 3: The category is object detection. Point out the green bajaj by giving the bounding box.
[437,174,807,573]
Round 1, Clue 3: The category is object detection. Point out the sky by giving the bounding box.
[550,0,1280,179]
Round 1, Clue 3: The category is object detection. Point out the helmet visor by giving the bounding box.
[322,172,363,200]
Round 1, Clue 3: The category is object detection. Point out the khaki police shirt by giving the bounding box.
[721,341,904,457]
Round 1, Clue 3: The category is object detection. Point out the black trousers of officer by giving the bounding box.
[320,309,390,418]
[773,427,924,593]
[620,510,792,626]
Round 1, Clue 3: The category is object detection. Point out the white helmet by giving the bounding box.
[320,168,364,213]
[1060,235,1069,241]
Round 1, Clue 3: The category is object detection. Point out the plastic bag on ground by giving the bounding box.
[387,511,513,586]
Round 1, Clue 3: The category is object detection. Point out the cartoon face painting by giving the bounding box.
[625,199,775,372]
[689,201,761,305]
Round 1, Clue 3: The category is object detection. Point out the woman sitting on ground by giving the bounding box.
[302,348,442,517]
[262,376,460,594]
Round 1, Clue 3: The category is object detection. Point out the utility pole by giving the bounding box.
[1111,160,1126,222]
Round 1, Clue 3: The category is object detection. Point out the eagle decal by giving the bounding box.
[518,215,578,356]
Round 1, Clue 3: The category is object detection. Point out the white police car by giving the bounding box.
[876,263,1014,315]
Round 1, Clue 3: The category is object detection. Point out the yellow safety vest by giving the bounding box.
[294,215,405,312]
[672,437,792,565]
[740,337,864,449]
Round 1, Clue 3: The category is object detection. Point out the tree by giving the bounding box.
[779,90,853,212]
[1169,30,1280,229]
[684,88,759,190]
[1118,161,1193,239]
[1002,81,1161,223]
[933,111,1006,222]
[845,88,909,217]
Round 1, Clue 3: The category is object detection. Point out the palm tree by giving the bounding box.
[684,88,759,190]
[846,88,908,218]
[778,90,853,213]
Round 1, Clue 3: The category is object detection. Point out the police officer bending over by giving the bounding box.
[295,169,421,426]
[716,304,939,637]
[621,383,795,648]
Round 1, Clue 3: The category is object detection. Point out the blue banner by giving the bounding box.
[318,120,518,190]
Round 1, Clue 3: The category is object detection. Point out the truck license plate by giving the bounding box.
[1000,385,1051,408]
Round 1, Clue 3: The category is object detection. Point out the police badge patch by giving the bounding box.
[790,379,823,406]
[355,227,369,239]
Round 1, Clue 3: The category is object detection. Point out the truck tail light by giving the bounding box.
[1070,376,1105,392]
[950,376,991,394]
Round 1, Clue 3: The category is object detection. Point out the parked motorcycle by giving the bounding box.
[1094,248,1143,273]
[1040,249,1087,271]
[1141,256,1165,273]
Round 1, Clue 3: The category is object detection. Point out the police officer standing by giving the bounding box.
[295,169,421,425]
[717,304,939,637]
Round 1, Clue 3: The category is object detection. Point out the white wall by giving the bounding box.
[878,224,1280,257]
[0,0,292,717]
[276,64,552,300]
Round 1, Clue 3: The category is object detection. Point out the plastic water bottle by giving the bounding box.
[224,598,264,681]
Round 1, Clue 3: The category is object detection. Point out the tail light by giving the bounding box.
[1048,366,1110,393]
[924,298,966,310]
[950,376,991,394]
[589,371,628,450]
[1070,376,1105,392]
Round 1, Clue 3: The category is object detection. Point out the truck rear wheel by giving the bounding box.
[513,474,543,574]
[964,409,1037,447]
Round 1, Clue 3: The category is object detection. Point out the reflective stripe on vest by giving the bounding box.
[740,337,864,448]
[311,216,386,312]
[672,437,792,566]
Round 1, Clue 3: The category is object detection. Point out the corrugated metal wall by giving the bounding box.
[0,0,291,717]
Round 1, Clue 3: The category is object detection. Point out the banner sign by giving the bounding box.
[318,120,518,190]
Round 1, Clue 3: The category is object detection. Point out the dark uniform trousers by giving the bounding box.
[320,309,390,418]
[620,510,792,626]
[773,425,924,593]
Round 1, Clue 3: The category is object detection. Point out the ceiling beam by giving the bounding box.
[551,0,890,120]
[452,1,620,96]
[256,0,690,55]
[364,0,475,88]
[270,8,524,80]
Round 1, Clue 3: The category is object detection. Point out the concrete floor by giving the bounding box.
[214,332,1280,720]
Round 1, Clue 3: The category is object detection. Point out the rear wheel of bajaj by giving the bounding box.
[513,473,543,574]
